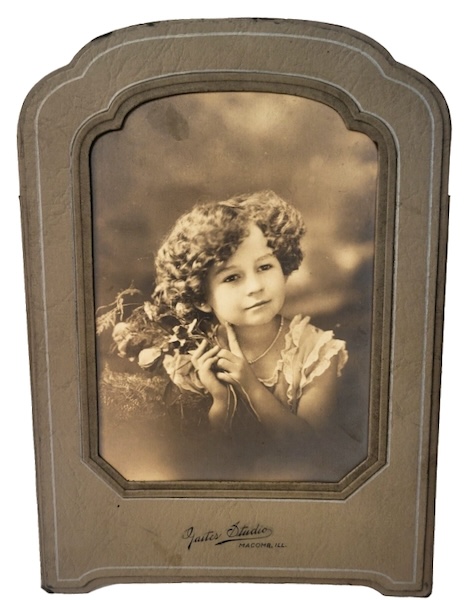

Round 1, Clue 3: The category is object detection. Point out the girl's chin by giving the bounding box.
[228,314,281,329]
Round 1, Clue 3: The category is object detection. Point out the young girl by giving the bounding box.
[154,191,348,450]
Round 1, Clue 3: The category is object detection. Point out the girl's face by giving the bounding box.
[203,224,286,328]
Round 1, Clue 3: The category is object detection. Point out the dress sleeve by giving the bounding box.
[281,315,348,408]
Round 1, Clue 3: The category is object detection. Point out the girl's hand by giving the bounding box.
[215,322,260,392]
[190,340,227,399]
[190,339,233,430]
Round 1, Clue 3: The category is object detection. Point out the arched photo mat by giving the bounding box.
[74,75,394,499]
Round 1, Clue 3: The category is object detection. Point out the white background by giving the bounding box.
[1,2,472,598]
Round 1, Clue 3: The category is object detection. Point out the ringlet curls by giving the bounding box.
[153,190,305,320]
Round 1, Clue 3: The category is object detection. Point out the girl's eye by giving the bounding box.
[223,274,239,283]
[259,263,273,271]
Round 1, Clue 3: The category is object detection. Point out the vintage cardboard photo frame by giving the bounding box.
[18,18,450,596]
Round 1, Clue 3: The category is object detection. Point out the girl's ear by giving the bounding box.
[196,302,213,314]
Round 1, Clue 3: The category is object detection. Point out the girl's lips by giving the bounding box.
[246,300,269,310]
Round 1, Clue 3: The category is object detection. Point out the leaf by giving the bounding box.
[96,284,143,334]
[96,309,118,335]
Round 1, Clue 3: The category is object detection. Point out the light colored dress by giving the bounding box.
[163,315,348,414]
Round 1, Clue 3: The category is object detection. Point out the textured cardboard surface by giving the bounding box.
[18,18,450,595]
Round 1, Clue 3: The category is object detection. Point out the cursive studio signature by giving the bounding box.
[182,521,285,550]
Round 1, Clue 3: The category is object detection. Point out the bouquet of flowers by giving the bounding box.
[95,285,218,372]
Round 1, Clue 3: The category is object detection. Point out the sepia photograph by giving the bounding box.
[92,91,379,484]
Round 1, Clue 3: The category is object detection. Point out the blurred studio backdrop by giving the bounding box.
[91,91,378,482]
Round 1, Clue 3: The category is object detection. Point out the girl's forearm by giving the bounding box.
[208,391,231,430]
[242,380,314,440]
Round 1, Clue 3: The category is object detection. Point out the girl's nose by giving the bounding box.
[246,273,264,294]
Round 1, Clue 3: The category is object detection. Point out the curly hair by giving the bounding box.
[153,191,305,319]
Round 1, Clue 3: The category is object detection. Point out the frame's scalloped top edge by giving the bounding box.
[18,18,450,142]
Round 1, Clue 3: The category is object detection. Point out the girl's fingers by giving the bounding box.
[224,322,244,357]
[216,371,238,385]
[190,342,219,365]
[201,356,219,370]
[201,345,220,360]
[216,356,235,371]
[190,339,207,359]
[191,340,220,371]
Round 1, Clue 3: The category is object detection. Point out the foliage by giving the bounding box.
[95,285,218,372]
[98,364,168,421]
